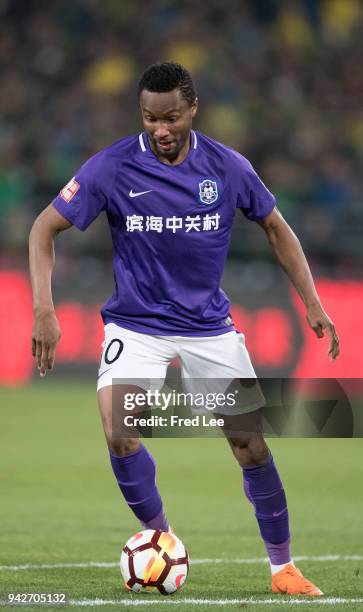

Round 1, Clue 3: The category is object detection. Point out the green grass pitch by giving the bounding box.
[0,380,362,611]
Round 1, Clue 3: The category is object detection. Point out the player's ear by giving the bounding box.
[191,97,198,118]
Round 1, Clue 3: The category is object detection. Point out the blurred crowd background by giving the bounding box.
[1,0,363,385]
[1,0,362,285]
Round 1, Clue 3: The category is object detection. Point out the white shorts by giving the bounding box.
[97,323,264,415]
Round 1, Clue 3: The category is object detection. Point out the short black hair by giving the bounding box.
[137,62,197,105]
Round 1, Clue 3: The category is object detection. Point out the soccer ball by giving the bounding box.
[120,529,189,595]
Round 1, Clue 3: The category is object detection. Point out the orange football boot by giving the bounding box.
[272,563,323,596]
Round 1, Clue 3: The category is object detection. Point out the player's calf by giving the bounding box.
[227,435,294,580]
[98,385,169,531]
[109,444,169,532]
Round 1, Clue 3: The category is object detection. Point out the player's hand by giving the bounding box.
[306,303,339,360]
[31,310,61,377]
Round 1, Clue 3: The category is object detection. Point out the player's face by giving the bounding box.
[140,88,198,164]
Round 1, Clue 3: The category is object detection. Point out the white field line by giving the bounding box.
[2,599,362,607]
[0,596,363,608]
[68,597,363,606]
[0,555,362,572]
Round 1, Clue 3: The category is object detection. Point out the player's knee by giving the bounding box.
[228,434,269,466]
[246,437,269,466]
[107,437,141,457]
[228,436,250,451]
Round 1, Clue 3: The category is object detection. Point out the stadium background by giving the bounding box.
[1,0,363,386]
[1,1,363,608]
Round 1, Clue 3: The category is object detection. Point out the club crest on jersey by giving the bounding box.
[198,179,218,205]
[60,176,80,203]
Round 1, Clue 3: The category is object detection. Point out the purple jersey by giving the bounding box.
[52,131,275,336]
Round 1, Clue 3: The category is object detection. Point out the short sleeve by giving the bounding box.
[234,155,276,221]
[52,151,113,231]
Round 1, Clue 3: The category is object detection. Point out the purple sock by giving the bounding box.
[242,454,291,565]
[110,445,169,531]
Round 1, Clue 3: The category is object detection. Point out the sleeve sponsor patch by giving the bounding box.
[60,177,80,203]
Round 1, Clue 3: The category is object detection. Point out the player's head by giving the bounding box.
[138,62,198,162]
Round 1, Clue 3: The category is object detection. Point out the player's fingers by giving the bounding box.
[326,325,339,360]
[47,345,56,371]
[31,337,36,357]
[35,340,43,369]
[329,341,339,360]
[39,343,49,377]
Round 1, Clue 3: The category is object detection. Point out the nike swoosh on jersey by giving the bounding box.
[129,189,153,197]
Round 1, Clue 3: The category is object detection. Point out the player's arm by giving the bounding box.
[257,207,339,360]
[29,204,72,376]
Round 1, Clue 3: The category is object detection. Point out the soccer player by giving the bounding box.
[29,62,339,597]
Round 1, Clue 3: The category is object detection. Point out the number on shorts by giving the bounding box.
[104,339,124,364]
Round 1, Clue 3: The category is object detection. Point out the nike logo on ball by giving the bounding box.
[129,189,153,197]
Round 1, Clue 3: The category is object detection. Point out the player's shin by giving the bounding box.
[242,454,291,573]
[110,444,169,531]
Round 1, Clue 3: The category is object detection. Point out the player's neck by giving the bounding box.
[150,134,191,166]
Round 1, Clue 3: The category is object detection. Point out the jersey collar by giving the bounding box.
[138,131,198,163]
